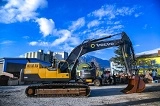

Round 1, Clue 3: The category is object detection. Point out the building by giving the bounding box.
[25,50,68,62]
[25,50,53,62]
[0,58,51,78]
[0,50,68,85]
[53,51,68,60]
[110,50,160,76]
[136,50,160,75]
[110,61,125,75]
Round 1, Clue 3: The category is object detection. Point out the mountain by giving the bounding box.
[79,55,110,68]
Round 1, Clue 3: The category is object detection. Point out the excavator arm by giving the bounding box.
[66,32,136,80]
[66,31,145,94]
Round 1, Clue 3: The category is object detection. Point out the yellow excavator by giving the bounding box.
[20,32,145,97]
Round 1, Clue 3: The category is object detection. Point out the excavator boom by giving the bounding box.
[67,32,135,80]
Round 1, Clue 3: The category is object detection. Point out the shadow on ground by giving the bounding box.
[90,84,160,97]
[143,84,160,92]
[90,87,124,97]
[0,86,16,90]
[92,97,160,106]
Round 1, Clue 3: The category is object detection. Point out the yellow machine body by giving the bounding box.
[23,62,71,82]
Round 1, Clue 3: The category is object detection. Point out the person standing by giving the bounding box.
[152,69,157,80]
[113,71,116,85]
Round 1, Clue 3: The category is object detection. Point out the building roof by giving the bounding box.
[0,57,51,66]
[136,53,160,58]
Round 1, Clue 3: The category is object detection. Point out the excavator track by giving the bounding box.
[25,83,90,97]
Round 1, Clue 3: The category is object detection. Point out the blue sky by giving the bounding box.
[0,0,160,60]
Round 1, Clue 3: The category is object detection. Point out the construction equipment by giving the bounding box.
[20,32,145,97]
[77,62,97,83]
[79,62,114,86]
[0,72,19,86]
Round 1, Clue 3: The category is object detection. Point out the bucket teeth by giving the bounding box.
[121,76,145,94]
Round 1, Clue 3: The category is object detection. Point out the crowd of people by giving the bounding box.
[114,69,159,84]
[101,70,128,84]
[100,68,159,84]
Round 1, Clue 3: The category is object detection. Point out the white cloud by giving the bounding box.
[0,0,47,23]
[84,5,141,41]
[136,48,160,55]
[135,44,140,47]
[143,24,148,29]
[29,41,38,46]
[114,21,121,24]
[51,30,71,46]
[90,5,138,20]
[19,54,25,58]
[112,25,124,30]
[87,20,100,28]
[69,17,85,31]
[0,40,14,45]
[90,29,107,37]
[91,5,115,20]
[116,7,135,16]
[39,41,49,46]
[28,29,75,47]
[0,0,53,38]
[36,18,55,37]
[23,36,30,39]
[28,29,78,47]
[29,41,49,46]
[86,29,112,39]
[106,21,121,25]
[68,37,81,46]
[60,43,74,53]
[134,13,142,18]
[0,1,142,56]
[87,24,123,39]
[134,14,139,18]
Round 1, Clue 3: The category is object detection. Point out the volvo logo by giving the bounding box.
[90,44,95,48]
[91,42,114,48]
[96,42,114,47]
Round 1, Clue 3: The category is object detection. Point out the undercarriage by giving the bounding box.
[25,83,90,97]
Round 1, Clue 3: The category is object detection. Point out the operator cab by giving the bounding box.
[58,61,69,73]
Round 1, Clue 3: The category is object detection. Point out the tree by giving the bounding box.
[111,46,136,73]
[112,46,125,66]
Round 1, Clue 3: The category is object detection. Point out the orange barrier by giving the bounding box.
[121,75,145,94]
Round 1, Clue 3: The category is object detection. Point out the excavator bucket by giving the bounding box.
[121,76,145,94]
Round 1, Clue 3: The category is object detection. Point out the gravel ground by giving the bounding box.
[0,83,160,106]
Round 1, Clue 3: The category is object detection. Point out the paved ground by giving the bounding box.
[0,83,160,106]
